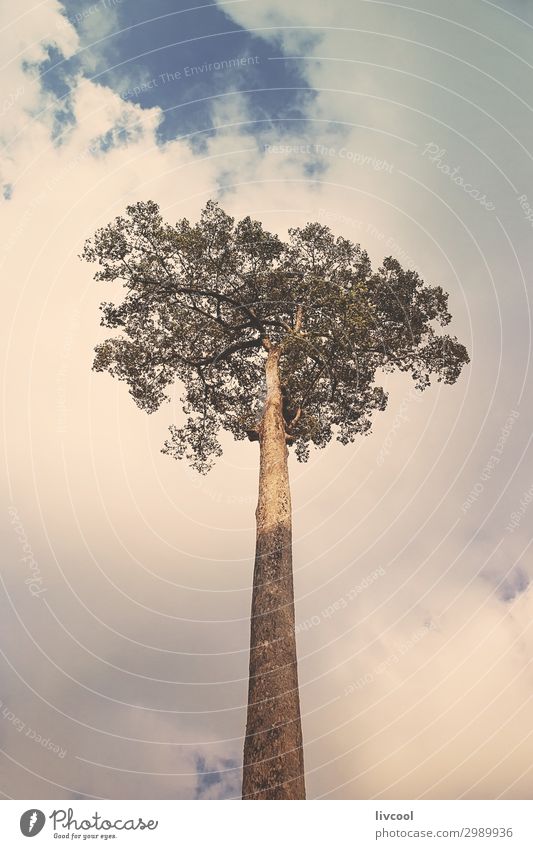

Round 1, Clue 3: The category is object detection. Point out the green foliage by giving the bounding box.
[81,200,469,472]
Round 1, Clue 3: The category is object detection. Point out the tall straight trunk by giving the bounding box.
[242,346,306,800]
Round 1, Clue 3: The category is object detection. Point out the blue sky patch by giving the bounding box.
[59,0,316,146]
[194,754,240,799]
[24,43,79,145]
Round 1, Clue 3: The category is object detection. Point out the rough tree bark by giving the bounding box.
[242,345,306,800]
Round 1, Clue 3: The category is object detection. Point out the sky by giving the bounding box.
[1,0,533,800]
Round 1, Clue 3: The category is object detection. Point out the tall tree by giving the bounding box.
[81,200,469,800]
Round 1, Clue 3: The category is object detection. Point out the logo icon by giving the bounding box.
[20,810,46,837]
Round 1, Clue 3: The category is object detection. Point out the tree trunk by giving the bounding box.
[242,346,306,800]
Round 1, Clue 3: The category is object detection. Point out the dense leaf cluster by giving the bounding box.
[82,200,469,472]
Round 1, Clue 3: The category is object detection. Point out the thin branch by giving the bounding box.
[287,407,301,430]
[205,337,262,368]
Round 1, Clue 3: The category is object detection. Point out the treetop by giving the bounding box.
[81,200,469,472]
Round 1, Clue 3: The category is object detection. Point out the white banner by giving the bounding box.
[1,800,532,848]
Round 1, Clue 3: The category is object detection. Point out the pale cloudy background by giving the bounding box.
[1,0,533,799]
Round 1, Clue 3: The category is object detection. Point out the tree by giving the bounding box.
[81,199,469,800]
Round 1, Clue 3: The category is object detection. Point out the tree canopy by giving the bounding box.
[81,200,469,472]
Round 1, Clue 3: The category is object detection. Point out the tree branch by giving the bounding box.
[201,337,261,368]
